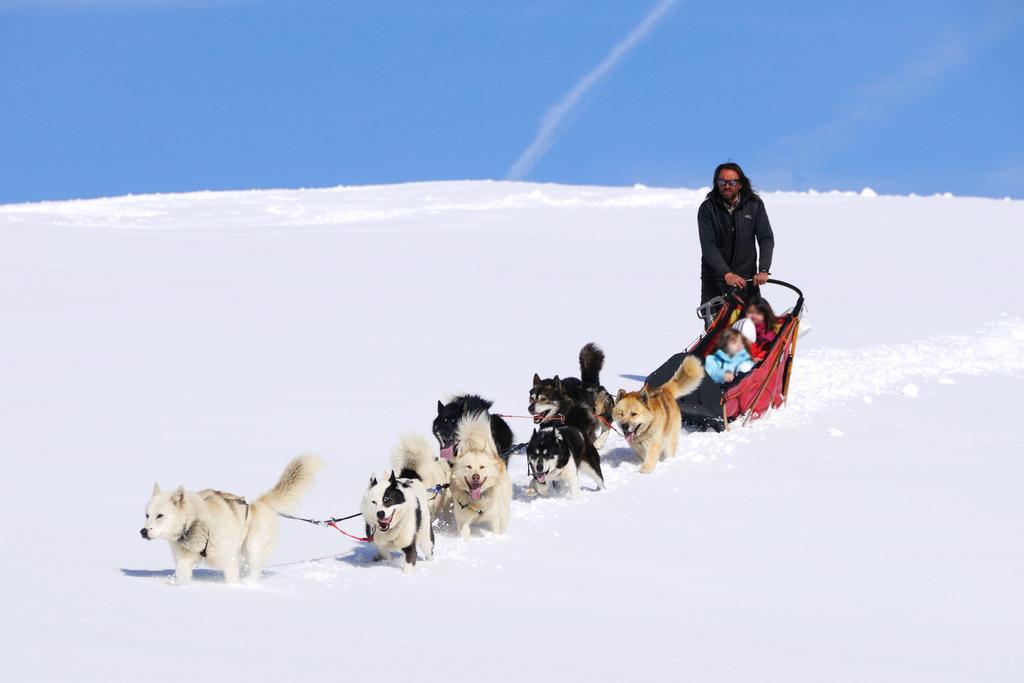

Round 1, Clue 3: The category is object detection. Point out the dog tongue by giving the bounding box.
[440,446,454,460]
[535,473,546,483]
[625,430,635,445]
[470,487,482,501]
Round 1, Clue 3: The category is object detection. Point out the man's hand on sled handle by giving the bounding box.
[724,272,747,288]
[753,271,770,286]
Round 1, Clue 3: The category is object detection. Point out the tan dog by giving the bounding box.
[449,413,512,539]
[612,355,704,473]
[390,433,452,521]
[140,455,321,583]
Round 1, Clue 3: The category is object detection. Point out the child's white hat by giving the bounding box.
[732,317,757,343]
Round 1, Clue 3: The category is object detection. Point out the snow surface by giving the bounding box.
[1,181,1022,681]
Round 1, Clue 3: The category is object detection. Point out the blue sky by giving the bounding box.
[1,0,1021,203]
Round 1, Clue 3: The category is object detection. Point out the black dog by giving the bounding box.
[529,342,613,448]
[433,394,514,462]
[526,425,604,498]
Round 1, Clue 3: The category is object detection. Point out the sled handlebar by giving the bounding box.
[725,278,805,319]
[765,279,804,318]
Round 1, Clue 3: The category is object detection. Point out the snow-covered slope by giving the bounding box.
[1,182,1022,682]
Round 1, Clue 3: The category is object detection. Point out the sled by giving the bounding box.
[645,279,805,431]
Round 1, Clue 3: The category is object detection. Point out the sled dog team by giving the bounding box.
[140,343,705,580]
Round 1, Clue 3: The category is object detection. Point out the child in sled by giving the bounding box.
[732,318,761,361]
[745,296,778,355]
[705,328,754,384]
[730,296,779,362]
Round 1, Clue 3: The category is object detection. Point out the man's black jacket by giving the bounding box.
[697,193,775,281]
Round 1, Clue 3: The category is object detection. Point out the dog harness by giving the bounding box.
[177,520,210,558]
[176,493,250,558]
[205,490,249,522]
[453,491,486,515]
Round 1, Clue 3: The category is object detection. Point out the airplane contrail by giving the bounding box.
[506,0,678,180]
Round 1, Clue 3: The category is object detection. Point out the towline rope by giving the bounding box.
[277,484,451,543]
[497,411,622,439]
[277,511,371,542]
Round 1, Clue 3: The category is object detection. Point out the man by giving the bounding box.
[697,162,775,316]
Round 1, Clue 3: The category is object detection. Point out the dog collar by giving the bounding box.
[454,492,485,515]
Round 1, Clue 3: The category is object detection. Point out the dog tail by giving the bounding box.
[456,412,500,461]
[390,433,438,480]
[257,454,322,514]
[664,355,704,399]
[579,342,604,388]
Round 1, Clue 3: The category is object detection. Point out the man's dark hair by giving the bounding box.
[706,162,757,202]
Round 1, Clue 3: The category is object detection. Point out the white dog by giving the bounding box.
[140,454,321,584]
[390,433,452,521]
[449,413,512,539]
[361,471,435,572]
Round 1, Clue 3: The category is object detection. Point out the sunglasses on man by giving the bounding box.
[716,179,741,188]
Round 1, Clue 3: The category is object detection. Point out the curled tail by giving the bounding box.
[579,342,605,388]
[665,355,705,399]
[257,454,322,514]
[390,434,438,480]
[456,412,500,461]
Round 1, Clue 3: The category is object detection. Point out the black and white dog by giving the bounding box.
[361,471,434,573]
[433,394,514,462]
[529,342,614,449]
[526,425,605,499]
